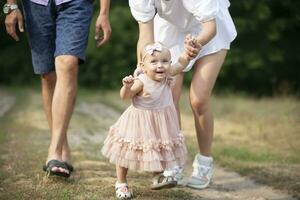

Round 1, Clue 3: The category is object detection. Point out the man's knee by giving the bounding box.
[55,55,79,75]
[41,71,56,84]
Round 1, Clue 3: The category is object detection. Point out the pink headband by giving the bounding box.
[142,43,163,61]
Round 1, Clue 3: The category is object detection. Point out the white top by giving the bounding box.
[129,0,237,71]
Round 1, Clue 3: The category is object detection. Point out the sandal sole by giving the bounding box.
[151,180,177,190]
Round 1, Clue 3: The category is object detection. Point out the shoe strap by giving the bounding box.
[192,163,211,177]
[115,182,131,198]
[115,182,128,189]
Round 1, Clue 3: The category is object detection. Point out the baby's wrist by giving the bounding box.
[178,55,189,67]
[123,84,132,89]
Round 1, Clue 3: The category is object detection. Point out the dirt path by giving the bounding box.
[0,89,296,200]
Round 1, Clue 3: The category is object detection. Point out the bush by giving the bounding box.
[0,1,299,96]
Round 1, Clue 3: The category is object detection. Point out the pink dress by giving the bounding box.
[101,74,187,172]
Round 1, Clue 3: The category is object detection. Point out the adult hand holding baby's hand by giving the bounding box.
[122,75,135,88]
[184,34,202,60]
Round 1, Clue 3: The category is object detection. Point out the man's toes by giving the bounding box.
[58,167,69,174]
[51,166,59,171]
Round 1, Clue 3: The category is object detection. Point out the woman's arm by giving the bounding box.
[169,35,202,76]
[182,0,218,46]
[196,19,217,46]
[137,20,155,64]
[177,20,216,66]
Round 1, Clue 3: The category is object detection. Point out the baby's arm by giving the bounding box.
[120,75,143,100]
[169,36,196,76]
[169,56,189,77]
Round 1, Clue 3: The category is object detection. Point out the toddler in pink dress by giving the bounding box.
[102,39,195,199]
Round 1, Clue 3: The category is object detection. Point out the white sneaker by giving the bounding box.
[186,154,213,189]
[163,166,184,183]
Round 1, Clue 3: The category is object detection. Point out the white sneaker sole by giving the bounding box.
[186,181,210,189]
[186,176,212,189]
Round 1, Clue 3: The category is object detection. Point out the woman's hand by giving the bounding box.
[184,34,202,60]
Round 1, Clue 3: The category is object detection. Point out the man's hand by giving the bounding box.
[5,9,24,41]
[94,14,111,47]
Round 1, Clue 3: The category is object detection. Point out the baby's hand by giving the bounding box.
[184,34,202,60]
[122,75,135,88]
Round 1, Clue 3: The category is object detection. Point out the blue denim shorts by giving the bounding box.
[23,0,93,74]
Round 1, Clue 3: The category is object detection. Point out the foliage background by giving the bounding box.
[0,0,299,96]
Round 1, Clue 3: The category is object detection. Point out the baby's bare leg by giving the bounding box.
[116,165,128,183]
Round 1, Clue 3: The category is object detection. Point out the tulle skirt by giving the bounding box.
[101,105,187,172]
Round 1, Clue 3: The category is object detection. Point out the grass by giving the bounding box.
[215,146,280,163]
[0,87,299,199]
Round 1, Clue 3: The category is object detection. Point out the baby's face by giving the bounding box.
[142,49,171,82]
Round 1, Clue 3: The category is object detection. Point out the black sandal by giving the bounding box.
[43,161,74,172]
[63,162,74,172]
[43,159,71,178]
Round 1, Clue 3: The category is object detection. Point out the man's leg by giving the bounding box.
[22,0,83,175]
[41,71,56,129]
[41,70,72,163]
[47,55,78,165]
[48,0,92,170]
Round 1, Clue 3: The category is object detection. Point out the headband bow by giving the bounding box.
[142,43,163,61]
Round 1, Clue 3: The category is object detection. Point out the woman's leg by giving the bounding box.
[187,50,227,189]
[190,50,227,155]
[171,73,184,129]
